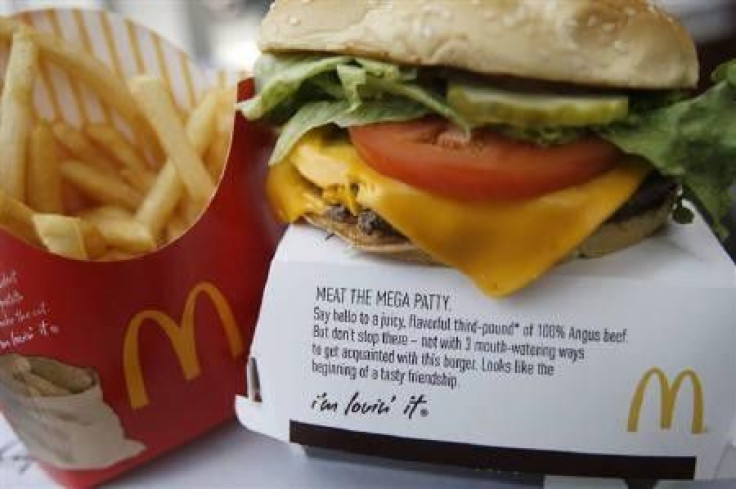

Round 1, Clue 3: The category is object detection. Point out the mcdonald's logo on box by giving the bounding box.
[123,282,244,409]
[628,368,705,435]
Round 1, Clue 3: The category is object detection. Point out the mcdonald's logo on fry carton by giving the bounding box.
[628,368,705,435]
[123,282,244,409]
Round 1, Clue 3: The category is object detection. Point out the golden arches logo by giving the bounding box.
[627,368,705,434]
[123,282,243,409]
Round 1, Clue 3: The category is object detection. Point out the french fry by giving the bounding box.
[78,205,132,221]
[86,124,155,191]
[32,214,106,260]
[120,168,154,194]
[0,354,31,375]
[51,123,114,172]
[0,354,35,397]
[129,76,215,206]
[205,129,231,181]
[0,189,40,246]
[79,221,107,258]
[62,183,91,216]
[205,132,230,181]
[15,371,70,397]
[0,18,155,150]
[29,357,94,394]
[180,197,203,226]
[93,220,156,254]
[81,208,155,254]
[136,164,180,239]
[46,125,95,217]
[136,90,220,238]
[60,160,142,211]
[165,213,189,244]
[0,29,39,200]
[205,88,236,181]
[27,124,65,214]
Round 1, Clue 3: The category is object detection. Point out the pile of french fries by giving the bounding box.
[0,19,235,261]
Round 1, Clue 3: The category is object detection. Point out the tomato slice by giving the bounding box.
[348,118,622,200]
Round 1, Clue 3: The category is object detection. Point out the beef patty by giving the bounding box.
[322,174,678,239]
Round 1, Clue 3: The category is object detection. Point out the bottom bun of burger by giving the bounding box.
[304,178,677,265]
[577,190,676,258]
[304,214,435,264]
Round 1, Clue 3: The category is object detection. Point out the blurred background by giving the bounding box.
[1,0,735,255]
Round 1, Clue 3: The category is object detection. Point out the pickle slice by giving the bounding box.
[447,81,629,127]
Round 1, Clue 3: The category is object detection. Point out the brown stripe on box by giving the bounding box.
[290,422,696,480]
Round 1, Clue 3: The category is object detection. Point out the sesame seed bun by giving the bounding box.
[259,0,699,89]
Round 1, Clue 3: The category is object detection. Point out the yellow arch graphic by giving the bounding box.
[124,282,243,409]
[627,368,705,434]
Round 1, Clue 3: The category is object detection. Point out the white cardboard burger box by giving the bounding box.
[237,214,736,481]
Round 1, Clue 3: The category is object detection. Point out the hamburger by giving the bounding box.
[240,0,736,297]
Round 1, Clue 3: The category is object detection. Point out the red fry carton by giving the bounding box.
[0,9,278,487]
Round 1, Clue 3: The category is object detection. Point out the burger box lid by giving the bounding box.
[236,213,736,481]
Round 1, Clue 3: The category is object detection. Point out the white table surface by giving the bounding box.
[1,416,734,489]
[0,416,543,488]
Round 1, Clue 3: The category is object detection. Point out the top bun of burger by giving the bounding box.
[259,0,698,89]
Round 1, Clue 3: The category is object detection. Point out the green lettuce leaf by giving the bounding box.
[337,65,366,111]
[239,54,470,135]
[308,73,345,99]
[241,54,351,119]
[268,99,430,165]
[355,57,417,81]
[600,60,736,238]
[269,101,349,167]
[333,100,429,127]
[365,75,469,130]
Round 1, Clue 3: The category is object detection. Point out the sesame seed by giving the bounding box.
[502,16,516,27]
[288,16,300,26]
[613,40,627,53]
[602,22,615,33]
[421,3,451,19]
[624,7,636,16]
[587,15,598,27]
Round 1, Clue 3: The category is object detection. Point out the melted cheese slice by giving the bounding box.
[268,131,649,297]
